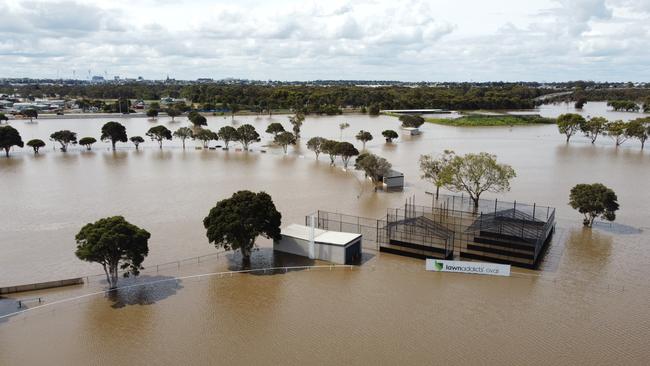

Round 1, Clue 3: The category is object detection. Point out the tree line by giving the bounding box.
[1,84,546,112]
[557,113,650,149]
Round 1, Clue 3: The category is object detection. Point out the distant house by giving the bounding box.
[401,126,421,135]
[274,224,362,265]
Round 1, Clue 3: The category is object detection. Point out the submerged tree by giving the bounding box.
[382,130,398,143]
[445,152,516,209]
[146,125,172,148]
[26,139,45,154]
[580,117,607,144]
[355,130,373,149]
[399,115,425,128]
[0,113,8,123]
[339,122,350,140]
[0,125,24,157]
[79,137,97,151]
[218,126,238,149]
[22,109,38,122]
[419,150,456,200]
[193,128,218,148]
[605,120,628,147]
[101,121,128,151]
[289,112,305,139]
[75,216,150,289]
[146,108,159,120]
[188,111,207,127]
[265,122,285,138]
[354,152,392,190]
[336,141,359,169]
[368,104,380,116]
[166,107,181,121]
[50,130,77,152]
[203,191,282,266]
[274,131,296,154]
[307,136,326,160]
[130,136,145,150]
[173,126,194,149]
[569,183,619,227]
[557,113,586,142]
[625,118,650,150]
[321,139,339,165]
[236,124,260,150]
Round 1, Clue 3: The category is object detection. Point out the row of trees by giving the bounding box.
[607,100,641,112]
[557,114,650,149]
[4,83,545,113]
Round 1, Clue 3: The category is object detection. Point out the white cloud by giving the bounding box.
[0,0,648,81]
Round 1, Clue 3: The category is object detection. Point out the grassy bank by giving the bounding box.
[424,114,555,127]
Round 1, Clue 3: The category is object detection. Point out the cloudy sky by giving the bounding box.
[1,0,649,81]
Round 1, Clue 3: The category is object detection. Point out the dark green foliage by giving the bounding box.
[146,108,159,118]
[173,127,194,148]
[354,152,391,189]
[166,107,181,121]
[0,125,24,157]
[399,115,425,128]
[188,111,207,127]
[355,130,373,149]
[607,100,640,112]
[21,108,38,121]
[368,104,380,116]
[26,138,45,154]
[101,121,128,151]
[146,125,172,148]
[75,216,150,289]
[79,137,97,150]
[274,131,296,153]
[569,183,619,227]
[0,113,8,123]
[382,130,398,143]
[50,130,77,152]
[203,191,282,265]
[289,112,305,139]
[625,118,650,149]
[217,126,238,149]
[605,120,628,146]
[236,124,260,150]
[580,117,607,143]
[307,136,327,159]
[130,136,145,150]
[335,141,359,168]
[192,128,218,148]
[321,139,339,165]
[265,122,285,137]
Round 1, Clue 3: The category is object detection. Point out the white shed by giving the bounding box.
[274,224,362,264]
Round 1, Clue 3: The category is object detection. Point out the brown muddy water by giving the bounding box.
[1,102,649,364]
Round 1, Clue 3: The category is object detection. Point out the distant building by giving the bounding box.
[382,170,404,190]
[91,76,105,83]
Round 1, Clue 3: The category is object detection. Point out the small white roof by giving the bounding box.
[281,224,361,246]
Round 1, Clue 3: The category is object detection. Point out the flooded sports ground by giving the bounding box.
[1,102,650,364]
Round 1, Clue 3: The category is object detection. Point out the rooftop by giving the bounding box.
[281,224,361,246]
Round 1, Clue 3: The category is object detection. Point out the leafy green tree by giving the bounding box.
[557,113,585,142]
[75,216,150,289]
[130,136,144,150]
[0,125,24,157]
[339,122,350,140]
[22,109,38,122]
[236,124,260,150]
[307,136,326,160]
[580,117,607,144]
[368,104,380,116]
[101,121,128,151]
[625,118,650,149]
[419,150,456,199]
[382,130,398,143]
[274,131,296,154]
[218,126,238,149]
[146,108,159,119]
[569,183,619,227]
[360,106,367,114]
[335,141,359,168]
[166,107,181,121]
[229,103,240,119]
[354,152,392,190]
[26,139,45,154]
[50,130,77,152]
[265,122,285,138]
[173,127,194,149]
[445,152,516,209]
[399,115,425,128]
[289,112,305,139]
[188,111,207,127]
[193,128,218,148]
[0,113,9,123]
[643,98,650,113]
[605,120,628,146]
[203,191,282,266]
[321,139,339,165]
[149,102,161,111]
[574,96,587,109]
[355,130,373,149]
[146,125,172,148]
[607,100,640,112]
[79,137,97,151]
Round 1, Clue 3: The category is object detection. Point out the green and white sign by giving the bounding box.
[426,259,511,277]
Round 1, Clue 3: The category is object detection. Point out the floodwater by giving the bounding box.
[1,101,650,364]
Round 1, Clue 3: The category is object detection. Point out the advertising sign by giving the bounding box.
[426,259,511,277]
